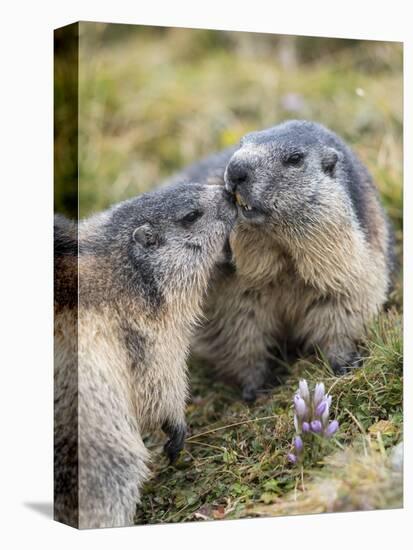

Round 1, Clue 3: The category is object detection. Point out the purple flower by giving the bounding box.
[310,420,323,433]
[298,379,310,403]
[321,395,332,427]
[287,379,340,465]
[294,436,303,454]
[313,383,325,408]
[293,394,307,419]
[325,420,339,437]
[315,400,327,417]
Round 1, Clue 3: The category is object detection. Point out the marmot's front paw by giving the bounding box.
[162,421,187,463]
[330,352,363,375]
[242,384,258,403]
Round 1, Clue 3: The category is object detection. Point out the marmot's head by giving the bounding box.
[95,182,236,306]
[224,120,361,236]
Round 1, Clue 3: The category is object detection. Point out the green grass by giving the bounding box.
[55,23,403,523]
[135,312,402,523]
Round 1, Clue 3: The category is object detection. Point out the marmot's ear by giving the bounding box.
[321,147,341,176]
[132,223,159,248]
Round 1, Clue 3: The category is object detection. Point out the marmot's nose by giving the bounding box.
[225,160,250,192]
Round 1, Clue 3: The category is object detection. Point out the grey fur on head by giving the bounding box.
[164,120,396,401]
[54,182,236,528]
[225,121,385,239]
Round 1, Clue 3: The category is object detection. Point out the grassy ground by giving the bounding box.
[59,23,403,523]
[135,314,402,523]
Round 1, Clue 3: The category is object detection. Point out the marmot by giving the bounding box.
[165,120,396,401]
[54,182,236,528]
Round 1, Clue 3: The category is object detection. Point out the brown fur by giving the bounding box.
[196,219,390,397]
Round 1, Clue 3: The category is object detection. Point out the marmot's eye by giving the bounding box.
[180,210,204,226]
[285,152,304,166]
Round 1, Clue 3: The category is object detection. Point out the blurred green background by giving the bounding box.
[55,22,402,242]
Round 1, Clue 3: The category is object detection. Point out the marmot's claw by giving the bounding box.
[162,422,187,464]
[331,361,348,376]
[242,385,257,403]
[331,352,363,376]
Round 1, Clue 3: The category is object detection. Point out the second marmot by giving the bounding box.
[165,120,396,401]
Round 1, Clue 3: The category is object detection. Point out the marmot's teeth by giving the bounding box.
[235,192,251,210]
